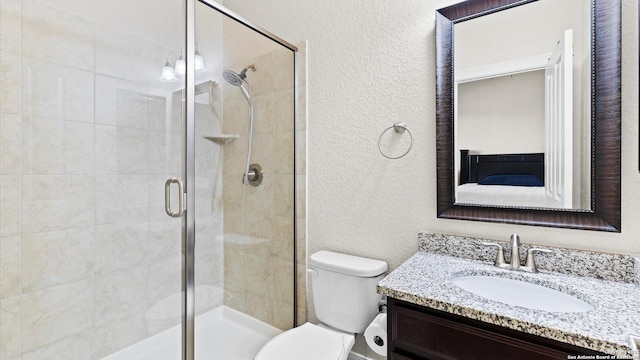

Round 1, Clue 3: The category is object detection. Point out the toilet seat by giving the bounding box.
[254,323,355,360]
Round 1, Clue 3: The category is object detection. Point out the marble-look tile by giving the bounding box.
[223,288,247,314]
[194,217,223,251]
[21,228,94,292]
[296,175,306,220]
[250,53,275,96]
[244,251,274,298]
[250,134,273,174]
[145,219,181,265]
[252,93,274,135]
[223,243,246,292]
[296,85,307,131]
[94,25,166,86]
[22,0,94,71]
[245,174,274,216]
[0,113,22,174]
[95,175,148,224]
[273,132,294,175]
[93,315,147,359]
[21,330,93,360]
[166,94,185,136]
[246,289,274,326]
[148,93,169,132]
[0,175,20,237]
[197,151,219,189]
[195,102,218,135]
[273,258,294,305]
[222,98,249,136]
[147,130,172,175]
[195,247,223,289]
[272,216,294,261]
[222,136,248,176]
[296,263,307,326]
[94,266,148,327]
[95,75,150,129]
[0,296,21,359]
[295,130,306,175]
[0,236,21,299]
[296,219,306,265]
[273,299,294,331]
[22,117,94,175]
[22,175,95,234]
[21,279,93,352]
[95,125,149,175]
[274,175,294,218]
[274,89,294,133]
[0,0,22,55]
[223,211,245,236]
[223,175,245,214]
[193,174,217,212]
[144,256,181,307]
[273,48,295,91]
[244,213,273,241]
[1,51,21,114]
[22,57,94,123]
[94,222,149,276]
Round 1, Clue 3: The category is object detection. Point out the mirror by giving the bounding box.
[454,0,591,210]
[436,0,621,232]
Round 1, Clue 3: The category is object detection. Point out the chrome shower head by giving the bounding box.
[222,64,255,86]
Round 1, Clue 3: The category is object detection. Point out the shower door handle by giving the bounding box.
[164,177,185,218]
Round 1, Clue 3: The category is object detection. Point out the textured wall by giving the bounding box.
[222,0,640,273]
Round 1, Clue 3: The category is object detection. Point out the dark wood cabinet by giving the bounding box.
[387,298,607,360]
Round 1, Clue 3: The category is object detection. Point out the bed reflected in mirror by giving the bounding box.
[452,0,591,210]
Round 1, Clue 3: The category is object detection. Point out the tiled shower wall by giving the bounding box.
[0,0,223,358]
[222,42,307,330]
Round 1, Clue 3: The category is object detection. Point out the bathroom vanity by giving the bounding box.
[377,233,640,360]
[387,298,605,359]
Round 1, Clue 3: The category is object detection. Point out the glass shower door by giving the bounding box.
[0,0,188,358]
[191,1,298,359]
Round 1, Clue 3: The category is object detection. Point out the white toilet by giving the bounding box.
[254,250,388,360]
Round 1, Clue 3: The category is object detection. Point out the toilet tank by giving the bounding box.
[309,251,388,334]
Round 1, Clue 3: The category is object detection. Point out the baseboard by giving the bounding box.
[348,352,373,360]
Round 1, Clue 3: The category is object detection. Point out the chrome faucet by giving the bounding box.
[482,234,551,273]
[510,234,521,270]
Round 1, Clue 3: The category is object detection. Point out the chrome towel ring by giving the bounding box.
[378,121,413,159]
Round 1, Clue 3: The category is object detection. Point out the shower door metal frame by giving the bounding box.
[183,1,299,359]
[183,0,196,359]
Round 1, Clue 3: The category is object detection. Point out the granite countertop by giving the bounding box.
[377,251,640,358]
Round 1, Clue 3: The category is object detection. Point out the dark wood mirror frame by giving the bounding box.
[436,0,621,232]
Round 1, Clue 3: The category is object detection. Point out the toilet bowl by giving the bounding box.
[254,250,387,360]
[254,323,354,360]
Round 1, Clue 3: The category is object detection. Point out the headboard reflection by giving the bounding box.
[459,150,544,186]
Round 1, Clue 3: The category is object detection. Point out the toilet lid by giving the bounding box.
[254,323,353,360]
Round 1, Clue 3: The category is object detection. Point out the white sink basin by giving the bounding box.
[452,275,593,313]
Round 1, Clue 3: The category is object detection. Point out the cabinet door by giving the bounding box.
[390,352,424,360]
[388,298,604,360]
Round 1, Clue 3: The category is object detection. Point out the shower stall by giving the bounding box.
[0,0,303,359]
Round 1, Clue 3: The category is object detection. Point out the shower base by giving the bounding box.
[102,306,281,360]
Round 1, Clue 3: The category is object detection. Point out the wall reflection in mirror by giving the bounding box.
[453,0,591,210]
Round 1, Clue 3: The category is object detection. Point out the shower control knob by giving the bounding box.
[242,163,263,187]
